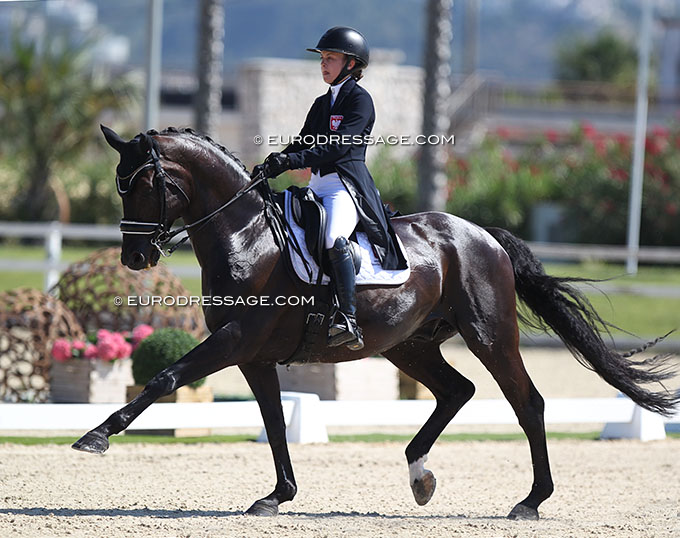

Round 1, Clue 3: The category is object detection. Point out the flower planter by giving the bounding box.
[125,384,214,437]
[50,358,133,403]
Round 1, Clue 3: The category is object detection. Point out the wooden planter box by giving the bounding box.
[50,358,133,403]
[125,384,213,437]
[276,358,399,400]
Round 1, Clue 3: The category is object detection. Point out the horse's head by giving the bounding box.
[101,125,191,270]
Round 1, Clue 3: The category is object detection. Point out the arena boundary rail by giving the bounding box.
[2,221,680,291]
[0,392,678,443]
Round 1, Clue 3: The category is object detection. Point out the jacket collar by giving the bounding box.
[330,77,356,113]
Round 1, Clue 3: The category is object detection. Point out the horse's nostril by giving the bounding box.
[131,251,146,266]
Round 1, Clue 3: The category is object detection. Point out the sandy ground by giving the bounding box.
[2,345,678,536]
[0,439,678,537]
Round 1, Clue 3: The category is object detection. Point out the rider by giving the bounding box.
[253,26,407,351]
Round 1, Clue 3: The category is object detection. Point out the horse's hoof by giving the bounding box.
[245,499,279,516]
[507,503,539,521]
[411,470,437,506]
[72,431,109,455]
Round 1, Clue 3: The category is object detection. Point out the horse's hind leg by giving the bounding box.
[454,273,554,520]
[383,341,476,506]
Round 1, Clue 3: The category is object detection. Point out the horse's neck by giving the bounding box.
[184,173,276,293]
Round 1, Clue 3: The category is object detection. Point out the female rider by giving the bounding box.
[254,26,407,351]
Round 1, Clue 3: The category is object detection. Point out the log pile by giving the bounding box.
[0,288,84,402]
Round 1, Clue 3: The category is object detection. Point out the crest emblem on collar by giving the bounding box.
[330,115,343,131]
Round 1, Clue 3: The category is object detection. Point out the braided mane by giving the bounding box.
[147,126,248,172]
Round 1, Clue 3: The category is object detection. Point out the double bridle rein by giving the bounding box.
[117,142,265,257]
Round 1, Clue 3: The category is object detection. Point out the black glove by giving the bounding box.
[251,163,266,179]
[263,152,291,178]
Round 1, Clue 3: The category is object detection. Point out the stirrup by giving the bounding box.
[328,311,364,350]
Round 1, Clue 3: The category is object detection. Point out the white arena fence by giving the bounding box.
[1,221,680,292]
[1,223,679,442]
[0,392,678,443]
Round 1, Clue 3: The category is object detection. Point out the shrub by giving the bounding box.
[445,138,557,237]
[546,123,680,245]
[131,328,204,388]
[370,147,418,215]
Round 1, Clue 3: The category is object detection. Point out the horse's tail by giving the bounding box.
[485,226,679,417]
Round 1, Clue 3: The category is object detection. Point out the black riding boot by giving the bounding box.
[327,236,364,350]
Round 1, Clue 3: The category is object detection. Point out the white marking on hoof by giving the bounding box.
[409,454,428,486]
[408,454,436,505]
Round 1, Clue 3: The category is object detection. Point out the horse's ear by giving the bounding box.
[101,124,127,153]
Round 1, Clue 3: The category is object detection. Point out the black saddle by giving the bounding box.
[286,186,361,276]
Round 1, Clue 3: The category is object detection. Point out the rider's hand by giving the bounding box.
[263,152,291,178]
[251,163,266,179]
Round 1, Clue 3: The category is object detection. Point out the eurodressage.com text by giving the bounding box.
[118,295,315,307]
[255,133,456,147]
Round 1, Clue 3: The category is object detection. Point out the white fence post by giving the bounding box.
[44,221,62,292]
[257,392,329,444]
[600,395,667,442]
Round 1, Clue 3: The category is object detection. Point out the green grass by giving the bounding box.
[544,261,680,285]
[0,245,678,336]
[0,434,256,446]
[0,431,677,446]
[0,431,600,446]
[328,431,602,442]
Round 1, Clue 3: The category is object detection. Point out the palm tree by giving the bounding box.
[194,0,225,136]
[418,0,453,212]
[0,32,136,222]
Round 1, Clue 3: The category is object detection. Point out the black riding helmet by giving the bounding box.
[307,26,369,85]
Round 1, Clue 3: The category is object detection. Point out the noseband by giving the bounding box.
[118,140,265,257]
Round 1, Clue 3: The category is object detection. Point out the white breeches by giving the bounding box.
[309,172,360,249]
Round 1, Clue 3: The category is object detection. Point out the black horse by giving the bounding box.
[73,126,678,520]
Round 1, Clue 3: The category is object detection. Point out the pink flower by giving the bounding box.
[84,344,99,359]
[51,339,72,362]
[96,333,119,361]
[96,329,112,342]
[132,324,154,343]
[97,332,132,361]
[119,341,133,359]
[72,340,86,351]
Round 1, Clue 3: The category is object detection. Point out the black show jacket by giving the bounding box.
[283,78,407,270]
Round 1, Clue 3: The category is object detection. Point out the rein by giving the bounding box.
[118,142,266,257]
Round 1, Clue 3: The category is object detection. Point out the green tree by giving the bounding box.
[0,32,137,222]
[555,30,638,93]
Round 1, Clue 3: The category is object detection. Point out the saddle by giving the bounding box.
[287,186,360,276]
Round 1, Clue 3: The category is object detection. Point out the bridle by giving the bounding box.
[118,141,266,257]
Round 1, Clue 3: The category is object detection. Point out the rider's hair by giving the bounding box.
[351,70,364,81]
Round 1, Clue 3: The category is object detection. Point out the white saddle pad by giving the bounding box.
[284,190,410,286]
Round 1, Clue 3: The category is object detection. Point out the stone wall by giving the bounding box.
[237,57,424,166]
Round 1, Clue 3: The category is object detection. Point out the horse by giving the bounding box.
[73,125,679,520]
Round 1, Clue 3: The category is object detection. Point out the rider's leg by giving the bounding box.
[327,236,363,349]
[319,187,363,350]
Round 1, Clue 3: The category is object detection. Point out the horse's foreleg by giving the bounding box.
[239,363,297,516]
[72,322,243,454]
[383,341,476,507]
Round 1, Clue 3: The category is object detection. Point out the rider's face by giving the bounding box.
[320,51,355,84]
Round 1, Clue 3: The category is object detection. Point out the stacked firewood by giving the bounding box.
[0,288,84,402]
